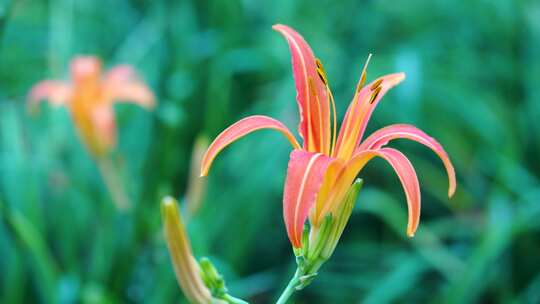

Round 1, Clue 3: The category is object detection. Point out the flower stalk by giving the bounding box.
[184,135,210,221]
[275,269,302,304]
[96,156,131,210]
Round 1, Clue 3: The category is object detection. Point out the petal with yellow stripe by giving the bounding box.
[358,124,456,197]
[273,24,331,153]
[283,149,336,248]
[322,148,421,237]
[201,115,300,176]
[335,73,405,160]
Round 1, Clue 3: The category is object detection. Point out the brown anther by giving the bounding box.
[369,86,382,104]
[370,79,383,91]
[357,74,366,93]
[315,58,328,85]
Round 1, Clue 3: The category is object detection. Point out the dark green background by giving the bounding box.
[1,0,540,303]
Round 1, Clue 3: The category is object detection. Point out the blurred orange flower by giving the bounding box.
[28,56,155,156]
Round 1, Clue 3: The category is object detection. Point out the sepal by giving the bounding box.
[199,258,227,297]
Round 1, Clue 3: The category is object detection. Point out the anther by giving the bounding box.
[370,79,383,91]
[369,86,382,104]
[315,58,328,85]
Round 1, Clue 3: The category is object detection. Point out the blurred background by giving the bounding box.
[1,0,540,303]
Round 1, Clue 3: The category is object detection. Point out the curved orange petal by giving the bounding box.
[358,124,456,197]
[283,150,336,248]
[27,80,72,109]
[201,115,300,176]
[326,148,421,237]
[273,24,330,153]
[104,65,155,109]
[335,72,405,160]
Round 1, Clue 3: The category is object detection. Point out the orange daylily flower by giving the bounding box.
[201,25,456,249]
[28,56,155,156]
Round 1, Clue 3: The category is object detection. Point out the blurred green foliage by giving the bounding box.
[1,0,540,303]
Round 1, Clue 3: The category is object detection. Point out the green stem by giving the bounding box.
[96,156,131,210]
[276,269,302,304]
[222,294,249,304]
[7,209,59,303]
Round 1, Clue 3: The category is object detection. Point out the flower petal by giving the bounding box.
[104,65,155,109]
[104,65,135,83]
[200,115,300,176]
[323,148,421,237]
[273,24,331,153]
[90,105,117,155]
[71,56,102,85]
[311,158,345,225]
[358,124,456,197]
[27,80,72,109]
[335,72,405,160]
[283,150,336,248]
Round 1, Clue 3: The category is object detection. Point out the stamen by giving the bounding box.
[315,58,336,155]
[308,78,324,151]
[329,89,337,156]
[315,58,328,85]
[369,86,382,104]
[357,53,372,92]
[370,79,383,91]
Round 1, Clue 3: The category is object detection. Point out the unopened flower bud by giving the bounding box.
[306,179,363,271]
[320,179,363,259]
[161,196,215,304]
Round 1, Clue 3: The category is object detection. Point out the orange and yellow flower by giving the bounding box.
[28,56,155,156]
[201,25,456,249]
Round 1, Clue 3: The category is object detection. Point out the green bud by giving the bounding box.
[320,179,363,259]
[290,180,363,292]
[307,214,333,262]
[199,258,227,296]
[303,178,363,274]
[294,224,311,258]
